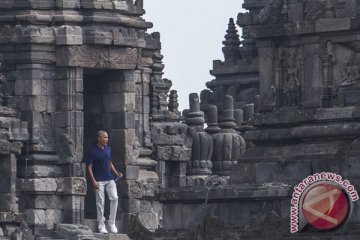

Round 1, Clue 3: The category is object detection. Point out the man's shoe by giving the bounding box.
[109,223,118,234]
[98,226,108,234]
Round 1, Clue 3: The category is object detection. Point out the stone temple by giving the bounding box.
[1,0,360,239]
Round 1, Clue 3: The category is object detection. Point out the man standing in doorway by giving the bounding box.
[86,130,123,234]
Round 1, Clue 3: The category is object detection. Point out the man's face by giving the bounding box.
[98,132,109,146]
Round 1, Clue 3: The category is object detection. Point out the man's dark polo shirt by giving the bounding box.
[86,145,113,181]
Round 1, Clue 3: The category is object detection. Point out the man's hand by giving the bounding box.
[92,181,99,190]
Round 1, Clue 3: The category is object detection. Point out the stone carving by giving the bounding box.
[56,132,75,162]
[158,92,168,112]
[258,0,284,24]
[337,41,360,87]
[185,93,213,176]
[212,95,246,175]
[168,90,180,114]
[304,0,326,20]
[275,47,302,107]
[322,40,337,103]
[56,46,138,69]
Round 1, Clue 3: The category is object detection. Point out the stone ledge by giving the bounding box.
[253,106,360,126]
[0,11,152,29]
[158,183,291,202]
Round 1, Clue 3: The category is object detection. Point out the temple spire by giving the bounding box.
[222,18,241,64]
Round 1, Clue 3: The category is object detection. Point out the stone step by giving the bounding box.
[93,233,131,240]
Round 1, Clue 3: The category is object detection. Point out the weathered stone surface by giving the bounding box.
[20,178,58,193]
[118,165,139,180]
[56,224,96,240]
[56,46,138,69]
[56,177,87,195]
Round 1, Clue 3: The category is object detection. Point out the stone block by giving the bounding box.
[316,18,352,33]
[57,93,84,111]
[152,134,185,145]
[156,145,191,161]
[105,81,136,93]
[110,129,137,165]
[24,209,46,225]
[20,178,57,193]
[29,195,64,209]
[138,170,159,184]
[45,209,63,228]
[56,177,87,195]
[62,209,83,224]
[255,162,282,184]
[14,78,40,96]
[55,111,83,128]
[120,197,140,213]
[63,196,84,210]
[109,111,135,129]
[141,183,157,197]
[16,26,55,44]
[0,212,18,223]
[84,29,113,45]
[168,175,186,187]
[0,194,18,212]
[56,26,83,45]
[230,163,255,184]
[118,165,139,180]
[20,165,62,178]
[18,95,48,112]
[119,180,142,198]
[113,1,129,11]
[55,0,81,8]
[103,93,135,112]
[138,212,158,231]
[67,163,86,177]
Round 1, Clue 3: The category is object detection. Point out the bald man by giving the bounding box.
[86,130,123,234]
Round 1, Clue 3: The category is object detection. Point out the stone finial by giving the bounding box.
[244,103,255,122]
[186,93,204,127]
[222,18,240,64]
[189,93,201,113]
[205,105,221,134]
[168,90,180,114]
[234,109,244,127]
[219,95,236,129]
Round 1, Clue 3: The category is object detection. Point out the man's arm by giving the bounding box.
[86,164,99,189]
[110,161,123,178]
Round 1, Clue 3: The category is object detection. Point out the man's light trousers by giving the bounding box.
[95,180,118,228]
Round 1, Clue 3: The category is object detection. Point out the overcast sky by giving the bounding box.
[144,0,245,111]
